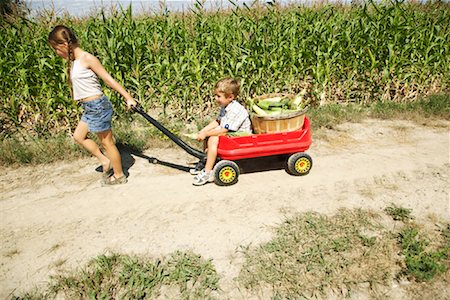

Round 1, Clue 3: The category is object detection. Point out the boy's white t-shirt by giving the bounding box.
[217,100,252,133]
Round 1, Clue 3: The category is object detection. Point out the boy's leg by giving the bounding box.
[73,121,110,171]
[205,136,219,172]
[192,136,217,186]
[190,138,208,175]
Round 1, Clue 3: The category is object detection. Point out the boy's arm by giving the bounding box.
[199,120,220,133]
[197,121,228,141]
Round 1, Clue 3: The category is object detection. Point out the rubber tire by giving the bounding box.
[214,160,240,186]
[287,152,313,176]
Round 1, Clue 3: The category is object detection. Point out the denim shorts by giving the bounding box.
[80,95,113,133]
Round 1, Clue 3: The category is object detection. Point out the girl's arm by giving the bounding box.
[84,53,136,108]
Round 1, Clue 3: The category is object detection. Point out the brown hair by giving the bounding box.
[48,25,78,88]
[214,78,240,98]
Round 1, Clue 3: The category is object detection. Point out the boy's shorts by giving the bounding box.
[227,131,252,137]
[214,126,252,137]
[80,95,113,133]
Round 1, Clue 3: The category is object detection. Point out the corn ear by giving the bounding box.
[266,110,281,116]
[252,104,269,116]
[292,94,303,106]
[260,96,283,103]
[258,100,284,110]
[182,133,198,139]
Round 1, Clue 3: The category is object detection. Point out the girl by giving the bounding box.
[48,25,136,186]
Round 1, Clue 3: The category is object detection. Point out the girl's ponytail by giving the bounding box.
[48,25,78,96]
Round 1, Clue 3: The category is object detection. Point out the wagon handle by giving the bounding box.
[131,103,206,160]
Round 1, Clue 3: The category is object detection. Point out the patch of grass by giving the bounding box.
[0,117,178,166]
[0,133,86,166]
[384,203,414,221]
[237,209,399,298]
[113,119,152,154]
[369,93,450,120]
[308,103,368,130]
[399,225,450,282]
[310,93,450,130]
[10,291,44,300]
[420,94,450,118]
[14,251,220,299]
[164,251,220,298]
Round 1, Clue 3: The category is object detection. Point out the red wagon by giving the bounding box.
[214,116,312,185]
[134,105,313,186]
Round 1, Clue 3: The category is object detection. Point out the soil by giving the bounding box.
[1,118,449,299]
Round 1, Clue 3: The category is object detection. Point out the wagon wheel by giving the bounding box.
[214,160,240,186]
[287,152,312,176]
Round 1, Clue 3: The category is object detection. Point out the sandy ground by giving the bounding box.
[1,118,449,299]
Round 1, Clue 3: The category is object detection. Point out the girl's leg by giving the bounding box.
[97,129,124,178]
[205,136,219,172]
[73,121,110,170]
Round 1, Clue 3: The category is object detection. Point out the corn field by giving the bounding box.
[1,1,449,137]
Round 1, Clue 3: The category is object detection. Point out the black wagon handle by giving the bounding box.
[131,102,206,160]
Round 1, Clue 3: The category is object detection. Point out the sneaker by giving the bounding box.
[192,169,203,181]
[192,169,214,186]
[189,161,205,175]
[189,168,201,175]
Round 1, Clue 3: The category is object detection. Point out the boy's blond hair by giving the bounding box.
[214,78,240,98]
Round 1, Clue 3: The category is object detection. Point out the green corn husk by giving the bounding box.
[257,100,282,110]
[252,104,269,116]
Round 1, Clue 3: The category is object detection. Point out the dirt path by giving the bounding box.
[1,118,449,298]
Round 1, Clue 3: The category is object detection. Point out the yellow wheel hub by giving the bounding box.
[219,167,236,183]
[295,157,311,173]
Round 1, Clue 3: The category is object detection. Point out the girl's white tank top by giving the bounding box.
[71,60,102,100]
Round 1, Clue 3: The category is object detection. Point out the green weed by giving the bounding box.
[13,251,220,299]
[384,203,414,222]
[399,226,450,281]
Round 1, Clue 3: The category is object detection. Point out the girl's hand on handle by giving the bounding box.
[83,53,138,110]
[126,98,137,110]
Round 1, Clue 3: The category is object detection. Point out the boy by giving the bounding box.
[192,78,252,186]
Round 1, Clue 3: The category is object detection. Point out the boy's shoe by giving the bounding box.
[189,161,205,175]
[192,170,203,181]
[189,168,201,175]
[192,169,214,186]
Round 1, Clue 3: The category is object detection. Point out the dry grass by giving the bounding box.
[3,249,20,258]
[237,207,450,298]
[237,208,401,298]
[390,124,414,144]
[52,258,67,269]
[14,251,220,300]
